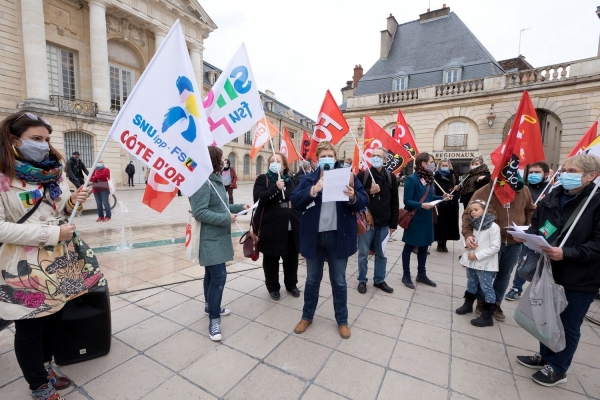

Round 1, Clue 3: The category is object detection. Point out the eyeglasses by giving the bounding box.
[12,112,51,127]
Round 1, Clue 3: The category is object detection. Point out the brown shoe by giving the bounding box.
[475,298,483,316]
[493,302,505,322]
[294,319,311,334]
[47,366,72,391]
[339,325,351,339]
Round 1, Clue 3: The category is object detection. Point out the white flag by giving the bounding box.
[203,44,265,147]
[108,20,212,197]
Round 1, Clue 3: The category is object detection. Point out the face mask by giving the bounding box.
[343,162,351,168]
[269,162,281,173]
[17,140,49,162]
[470,164,479,170]
[318,157,335,170]
[426,162,436,172]
[371,156,383,168]
[528,173,543,184]
[560,172,584,190]
[440,167,449,172]
[96,163,104,169]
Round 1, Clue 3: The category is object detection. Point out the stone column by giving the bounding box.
[89,0,111,113]
[20,0,50,103]
[151,27,167,53]
[189,42,204,96]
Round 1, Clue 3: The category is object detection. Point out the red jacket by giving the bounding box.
[91,168,111,194]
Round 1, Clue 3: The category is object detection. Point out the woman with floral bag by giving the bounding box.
[0,112,105,399]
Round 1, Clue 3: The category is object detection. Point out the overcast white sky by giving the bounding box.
[200,0,600,120]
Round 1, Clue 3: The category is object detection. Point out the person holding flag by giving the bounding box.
[433,159,461,253]
[459,157,491,208]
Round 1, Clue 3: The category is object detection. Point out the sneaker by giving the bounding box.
[493,303,505,322]
[103,217,111,222]
[96,217,104,222]
[204,308,231,316]
[209,323,222,341]
[517,353,546,369]
[504,289,522,301]
[532,365,567,387]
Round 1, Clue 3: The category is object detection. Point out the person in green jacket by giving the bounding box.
[189,146,250,341]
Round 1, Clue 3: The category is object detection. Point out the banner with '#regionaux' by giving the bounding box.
[109,20,213,197]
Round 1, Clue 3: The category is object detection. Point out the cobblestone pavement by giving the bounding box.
[0,183,599,399]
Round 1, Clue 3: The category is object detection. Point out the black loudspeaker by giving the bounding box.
[54,285,112,366]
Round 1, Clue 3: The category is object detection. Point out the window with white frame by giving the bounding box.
[46,44,78,100]
[445,121,467,148]
[392,75,408,91]
[244,130,252,145]
[243,154,250,174]
[228,152,236,169]
[64,130,94,167]
[109,65,134,111]
[444,68,461,83]
[256,155,263,175]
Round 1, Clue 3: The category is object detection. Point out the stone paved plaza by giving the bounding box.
[0,183,599,399]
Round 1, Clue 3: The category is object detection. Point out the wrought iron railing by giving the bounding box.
[49,95,98,117]
[444,134,468,149]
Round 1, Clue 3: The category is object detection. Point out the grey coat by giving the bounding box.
[189,173,244,266]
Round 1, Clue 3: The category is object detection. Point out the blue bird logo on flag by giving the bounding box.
[162,76,200,143]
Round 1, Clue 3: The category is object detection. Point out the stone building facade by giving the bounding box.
[340,7,600,176]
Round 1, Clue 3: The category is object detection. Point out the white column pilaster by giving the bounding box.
[189,42,204,96]
[89,0,111,113]
[21,0,50,103]
[151,27,167,53]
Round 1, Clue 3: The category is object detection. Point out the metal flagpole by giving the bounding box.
[208,179,244,233]
[260,107,285,199]
[449,154,491,195]
[558,179,600,248]
[534,166,561,205]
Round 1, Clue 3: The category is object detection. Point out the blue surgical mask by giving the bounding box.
[427,162,436,172]
[318,157,335,170]
[17,140,49,163]
[96,163,105,169]
[371,156,383,168]
[559,172,583,190]
[440,167,449,172]
[528,173,543,184]
[343,162,351,168]
[269,162,281,173]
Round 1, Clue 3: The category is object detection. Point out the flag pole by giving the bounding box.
[476,177,497,240]
[558,179,600,248]
[207,179,244,233]
[449,154,491,195]
[349,129,375,181]
[261,110,285,199]
[534,166,561,205]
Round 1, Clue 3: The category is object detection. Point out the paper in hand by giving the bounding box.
[381,231,391,254]
[237,200,259,216]
[507,231,550,252]
[429,199,443,206]
[322,168,351,203]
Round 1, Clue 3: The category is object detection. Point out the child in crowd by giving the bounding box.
[456,200,501,327]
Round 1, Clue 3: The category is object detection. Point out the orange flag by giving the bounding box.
[300,130,311,159]
[351,144,361,174]
[307,90,350,161]
[142,170,178,213]
[490,91,545,204]
[395,109,418,159]
[363,115,411,175]
[568,121,598,158]
[280,127,299,164]
[250,117,279,159]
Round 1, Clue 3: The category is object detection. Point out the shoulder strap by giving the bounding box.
[361,171,369,188]
[419,184,431,203]
[17,188,46,224]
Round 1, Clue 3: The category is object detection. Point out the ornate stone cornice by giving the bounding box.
[106,13,147,48]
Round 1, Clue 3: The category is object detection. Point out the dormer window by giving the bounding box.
[392,75,408,91]
[444,68,461,83]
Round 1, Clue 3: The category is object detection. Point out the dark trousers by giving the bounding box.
[540,290,597,374]
[225,185,234,204]
[14,309,63,390]
[204,263,227,324]
[262,232,298,292]
[401,245,429,277]
[127,174,134,186]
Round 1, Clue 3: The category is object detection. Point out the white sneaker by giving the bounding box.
[209,323,222,341]
[204,308,231,316]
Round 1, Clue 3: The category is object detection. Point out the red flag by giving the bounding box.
[363,115,411,175]
[142,170,178,213]
[250,117,279,159]
[568,121,598,158]
[350,144,360,174]
[300,130,310,159]
[307,90,350,160]
[490,91,545,204]
[394,109,418,159]
[280,127,299,164]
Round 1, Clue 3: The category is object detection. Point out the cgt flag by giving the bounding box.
[363,115,411,175]
[250,116,279,159]
[490,91,545,204]
[143,170,178,213]
[568,121,598,158]
[300,130,311,159]
[307,90,349,161]
[280,127,299,164]
[203,44,265,147]
[108,20,212,198]
[394,109,418,159]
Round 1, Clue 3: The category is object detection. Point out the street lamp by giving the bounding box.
[486,104,496,127]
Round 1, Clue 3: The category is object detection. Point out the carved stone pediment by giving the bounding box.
[106,13,146,48]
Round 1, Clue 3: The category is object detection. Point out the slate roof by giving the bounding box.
[355,12,505,96]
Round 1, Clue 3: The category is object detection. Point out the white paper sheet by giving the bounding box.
[236,200,259,216]
[322,168,351,203]
[429,199,443,206]
[381,231,391,254]
[507,230,550,252]
[503,222,530,232]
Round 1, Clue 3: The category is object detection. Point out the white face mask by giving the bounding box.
[17,140,49,162]
[269,162,282,173]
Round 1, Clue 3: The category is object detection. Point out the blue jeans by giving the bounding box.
[467,269,496,303]
[93,190,111,219]
[357,226,389,284]
[477,243,522,303]
[401,244,428,277]
[302,231,349,326]
[204,263,227,324]
[510,246,528,293]
[540,290,597,374]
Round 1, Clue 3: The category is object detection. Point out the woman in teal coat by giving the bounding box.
[401,152,452,289]
[189,146,249,342]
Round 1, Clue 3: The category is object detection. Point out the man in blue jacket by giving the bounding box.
[291,142,368,339]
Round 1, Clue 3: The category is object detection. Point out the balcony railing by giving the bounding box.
[379,88,418,105]
[435,78,484,97]
[506,63,571,87]
[444,134,468,149]
[50,96,98,117]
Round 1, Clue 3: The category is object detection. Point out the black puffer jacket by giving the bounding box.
[526,183,600,292]
[357,168,399,229]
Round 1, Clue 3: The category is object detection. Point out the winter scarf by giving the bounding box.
[14,156,63,200]
[267,169,290,184]
[460,164,490,195]
[415,165,434,184]
[469,213,496,231]
[437,168,451,177]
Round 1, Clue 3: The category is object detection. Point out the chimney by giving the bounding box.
[419,4,450,22]
[353,64,363,88]
[380,14,398,59]
[265,90,276,99]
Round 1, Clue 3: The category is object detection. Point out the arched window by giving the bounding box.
[228,152,237,169]
[64,131,94,167]
[243,154,250,175]
[256,155,263,175]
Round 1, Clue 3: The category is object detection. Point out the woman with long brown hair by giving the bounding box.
[0,112,94,399]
